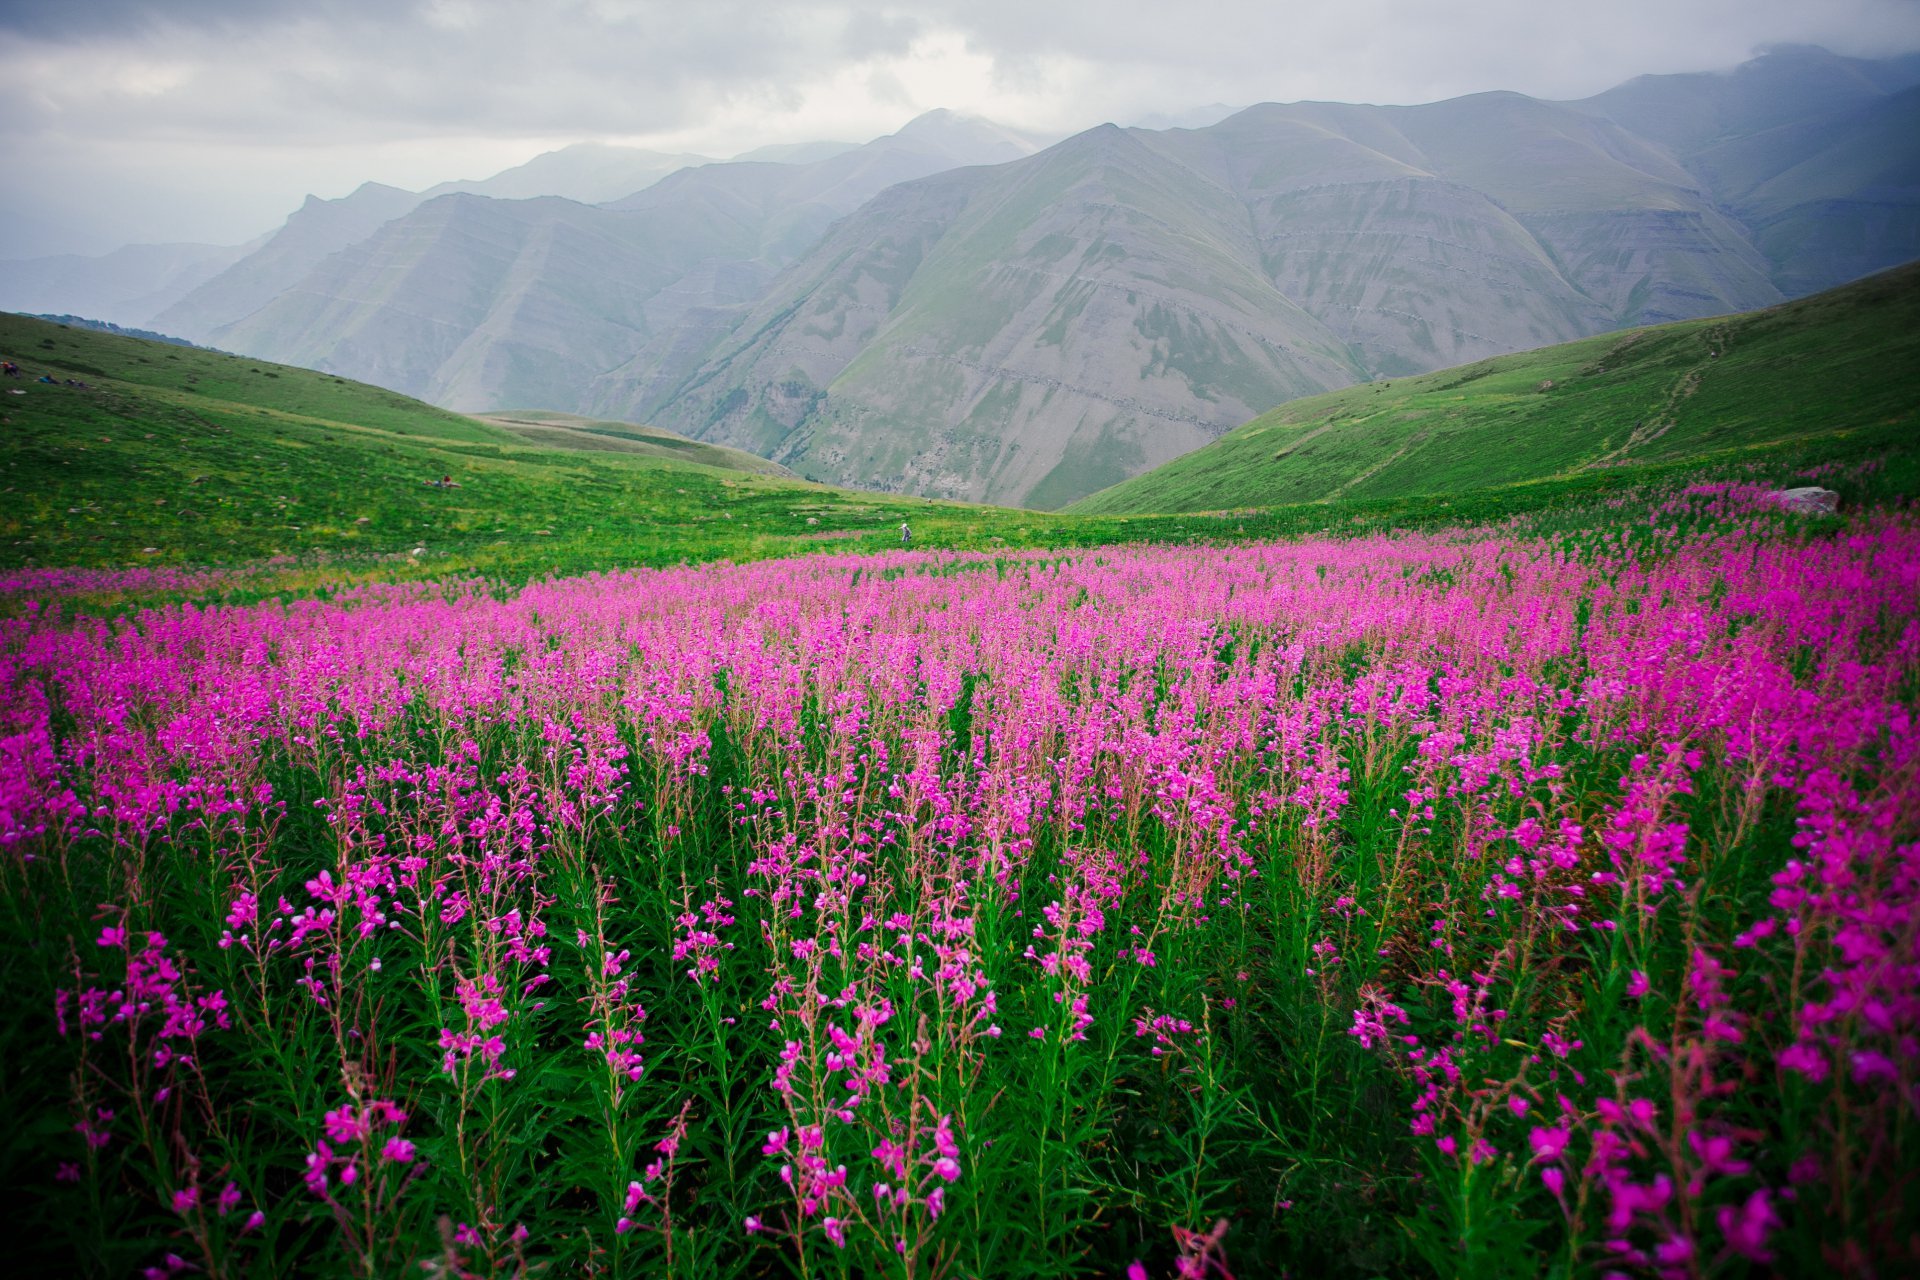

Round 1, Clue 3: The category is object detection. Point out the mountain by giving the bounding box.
[421,142,718,204]
[148,140,774,342]
[731,139,862,165]
[17,142,711,340]
[1572,45,1920,158]
[1130,104,1243,131]
[1705,84,1920,297]
[1068,262,1920,514]
[1572,45,1920,296]
[1183,92,1781,345]
[624,51,1918,509]
[600,109,1043,238]
[0,239,259,328]
[152,182,428,340]
[625,126,1378,509]
[637,87,1806,507]
[211,192,765,412]
[201,111,1050,413]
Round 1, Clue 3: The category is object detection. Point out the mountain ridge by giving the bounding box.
[198,111,1052,413]
[639,77,1834,506]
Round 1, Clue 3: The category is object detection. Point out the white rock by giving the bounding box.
[1770,487,1839,515]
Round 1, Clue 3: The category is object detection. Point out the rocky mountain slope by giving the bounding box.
[1574,45,1920,296]
[207,190,776,412]
[141,137,878,344]
[420,142,721,205]
[192,111,1048,411]
[642,50,1909,507]
[150,182,428,341]
[5,145,732,339]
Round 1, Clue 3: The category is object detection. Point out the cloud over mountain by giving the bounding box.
[4,1,1918,253]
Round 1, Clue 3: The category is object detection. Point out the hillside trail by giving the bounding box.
[1326,428,1431,500]
[1578,322,1730,472]
[1270,417,1341,460]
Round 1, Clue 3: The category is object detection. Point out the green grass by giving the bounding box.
[0,312,1182,581]
[474,410,798,476]
[1069,260,1920,515]
[4,316,502,442]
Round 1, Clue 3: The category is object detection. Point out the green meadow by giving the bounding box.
[1070,262,1920,516]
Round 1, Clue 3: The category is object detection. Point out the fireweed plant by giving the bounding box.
[1,480,1915,1278]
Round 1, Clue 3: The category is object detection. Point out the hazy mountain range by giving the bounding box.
[0,137,860,331]
[0,238,266,330]
[635,46,1920,506]
[5,45,1917,509]
[157,110,1045,418]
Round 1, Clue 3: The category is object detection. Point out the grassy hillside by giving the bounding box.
[0,313,1060,574]
[4,313,501,441]
[1071,261,1920,515]
[0,310,1283,586]
[475,410,797,477]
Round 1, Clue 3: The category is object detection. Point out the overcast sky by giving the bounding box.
[4,0,1919,257]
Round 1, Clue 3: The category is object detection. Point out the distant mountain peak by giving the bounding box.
[891,109,1050,156]
[729,139,860,165]
[299,181,412,205]
[1746,43,1855,66]
[1129,103,1243,132]
[896,108,997,137]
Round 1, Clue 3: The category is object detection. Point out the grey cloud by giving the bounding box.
[3,0,1919,257]
[11,2,1920,144]
[839,8,926,59]
[0,0,427,37]
[1,2,915,143]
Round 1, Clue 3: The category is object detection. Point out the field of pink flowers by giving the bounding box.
[2,483,1915,1278]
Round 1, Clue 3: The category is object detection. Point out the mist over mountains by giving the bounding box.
[154,110,1043,419]
[6,45,1917,508]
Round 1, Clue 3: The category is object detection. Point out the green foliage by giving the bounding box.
[1070,261,1920,515]
[0,311,1157,582]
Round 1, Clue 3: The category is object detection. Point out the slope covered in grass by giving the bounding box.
[1070,261,1920,515]
[2,312,503,441]
[0,313,1028,575]
[0,310,1281,583]
[475,410,796,477]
